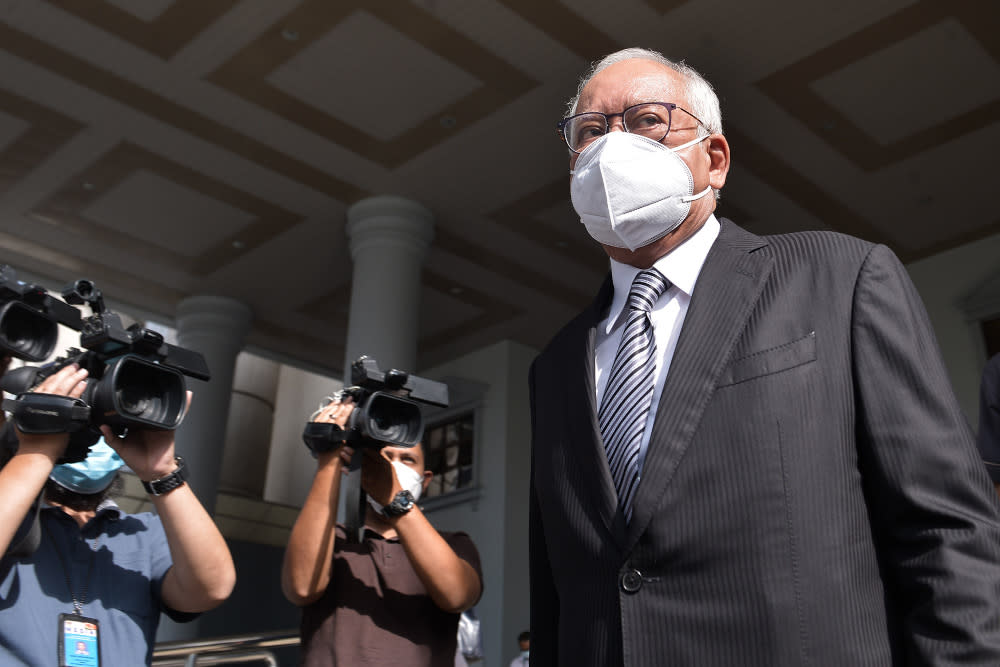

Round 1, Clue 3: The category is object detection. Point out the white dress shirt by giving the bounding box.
[595,214,720,476]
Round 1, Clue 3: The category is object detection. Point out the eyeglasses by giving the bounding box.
[557,102,706,154]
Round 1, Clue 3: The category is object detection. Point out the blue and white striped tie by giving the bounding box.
[599,268,670,522]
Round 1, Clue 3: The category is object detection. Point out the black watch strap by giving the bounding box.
[142,456,188,496]
[382,490,415,518]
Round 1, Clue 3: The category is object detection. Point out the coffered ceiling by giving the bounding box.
[0,0,997,375]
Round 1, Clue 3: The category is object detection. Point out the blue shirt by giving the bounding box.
[0,500,195,666]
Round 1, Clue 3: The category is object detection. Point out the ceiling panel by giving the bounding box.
[0,0,995,377]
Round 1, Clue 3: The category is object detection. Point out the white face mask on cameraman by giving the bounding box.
[367,460,425,516]
[570,131,712,251]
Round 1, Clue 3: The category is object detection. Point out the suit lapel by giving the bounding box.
[559,276,628,545]
[624,220,773,549]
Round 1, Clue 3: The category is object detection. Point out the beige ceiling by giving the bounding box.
[0,0,997,375]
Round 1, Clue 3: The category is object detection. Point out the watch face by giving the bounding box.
[386,490,415,516]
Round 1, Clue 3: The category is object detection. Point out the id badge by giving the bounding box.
[58,613,100,667]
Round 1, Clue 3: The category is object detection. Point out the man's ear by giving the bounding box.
[707,133,730,191]
[422,470,433,493]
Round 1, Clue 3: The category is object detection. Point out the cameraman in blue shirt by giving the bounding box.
[0,362,235,666]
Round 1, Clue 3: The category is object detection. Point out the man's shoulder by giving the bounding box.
[438,528,475,544]
[766,229,874,255]
[438,530,481,562]
[721,218,876,259]
[719,221,888,282]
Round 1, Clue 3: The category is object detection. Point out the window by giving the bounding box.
[422,411,475,499]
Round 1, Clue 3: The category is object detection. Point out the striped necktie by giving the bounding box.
[598,268,670,521]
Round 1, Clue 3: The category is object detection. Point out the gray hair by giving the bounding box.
[565,48,724,198]
[565,47,723,137]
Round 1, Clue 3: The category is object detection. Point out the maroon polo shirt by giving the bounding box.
[300,524,482,667]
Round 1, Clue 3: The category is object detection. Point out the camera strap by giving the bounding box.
[301,422,346,457]
[3,393,90,434]
[342,448,367,543]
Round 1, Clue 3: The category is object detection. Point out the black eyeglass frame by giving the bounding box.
[556,102,707,154]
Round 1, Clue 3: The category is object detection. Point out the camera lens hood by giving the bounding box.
[3,393,91,434]
[91,355,187,431]
[0,300,60,362]
[354,391,424,448]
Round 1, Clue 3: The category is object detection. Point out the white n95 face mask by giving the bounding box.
[367,460,425,515]
[570,132,712,251]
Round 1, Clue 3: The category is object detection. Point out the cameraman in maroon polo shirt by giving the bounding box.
[282,394,482,667]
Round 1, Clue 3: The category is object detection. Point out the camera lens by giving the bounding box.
[370,414,407,443]
[114,360,181,424]
[0,302,58,361]
[92,356,185,430]
[362,392,423,447]
[115,385,152,417]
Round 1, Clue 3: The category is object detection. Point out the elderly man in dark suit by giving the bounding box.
[528,47,1000,666]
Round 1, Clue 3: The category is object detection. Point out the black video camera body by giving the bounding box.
[302,356,449,456]
[0,278,210,463]
[0,265,82,362]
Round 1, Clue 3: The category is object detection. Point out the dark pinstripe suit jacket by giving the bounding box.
[529,219,1000,666]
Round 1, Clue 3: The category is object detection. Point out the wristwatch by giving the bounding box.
[382,490,416,518]
[141,457,188,497]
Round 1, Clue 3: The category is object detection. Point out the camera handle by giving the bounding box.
[301,422,346,457]
[3,394,91,434]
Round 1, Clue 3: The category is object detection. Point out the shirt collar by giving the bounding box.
[604,214,720,334]
[95,498,122,518]
[363,526,399,542]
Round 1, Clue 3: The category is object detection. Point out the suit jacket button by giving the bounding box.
[620,568,642,593]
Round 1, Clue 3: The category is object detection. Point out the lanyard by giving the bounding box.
[42,517,100,615]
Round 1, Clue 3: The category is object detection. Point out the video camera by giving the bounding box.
[302,355,449,455]
[0,277,210,463]
[0,265,82,362]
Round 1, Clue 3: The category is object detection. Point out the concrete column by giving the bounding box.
[263,365,343,507]
[173,296,252,515]
[157,296,251,643]
[343,195,435,375]
[220,352,279,498]
[339,196,434,529]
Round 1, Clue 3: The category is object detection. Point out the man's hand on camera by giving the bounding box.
[14,363,88,464]
[311,395,354,467]
[313,394,353,428]
[99,390,191,482]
